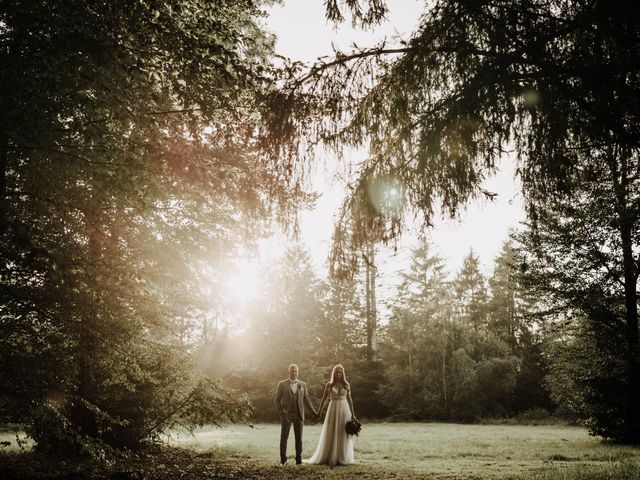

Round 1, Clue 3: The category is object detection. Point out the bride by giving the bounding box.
[306,364,357,466]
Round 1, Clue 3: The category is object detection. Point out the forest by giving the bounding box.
[1,0,639,479]
[214,241,552,424]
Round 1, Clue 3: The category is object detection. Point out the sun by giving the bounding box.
[223,258,263,306]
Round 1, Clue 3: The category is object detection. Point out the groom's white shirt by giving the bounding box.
[289,379,298,394]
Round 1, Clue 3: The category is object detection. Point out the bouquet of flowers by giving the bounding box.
[345,419,362,436]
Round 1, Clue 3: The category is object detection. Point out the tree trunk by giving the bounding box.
[608,150,640,441]
[0,135,7,235]
[364,242,377,361]
[408,347,413,404]
[365,252,371,356]
[70,206,100,438]
[442,349,447,416]
[619,221,640,440]
[509,266,517,353]
[369,242,377,361]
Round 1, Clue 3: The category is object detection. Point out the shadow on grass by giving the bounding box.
[2,445,638,480]
[0,447,439,480]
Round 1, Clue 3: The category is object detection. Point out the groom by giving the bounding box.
[274,363,318,465]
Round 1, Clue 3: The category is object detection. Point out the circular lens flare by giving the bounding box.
[367,176,407,219]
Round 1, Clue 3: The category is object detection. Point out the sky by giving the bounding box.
[261,0,527,285]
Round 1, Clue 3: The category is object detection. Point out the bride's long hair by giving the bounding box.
[329,364,349,389]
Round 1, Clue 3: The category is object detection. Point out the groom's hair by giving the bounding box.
[289,363,298,371]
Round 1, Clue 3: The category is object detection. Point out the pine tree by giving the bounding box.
[454,249,489,331]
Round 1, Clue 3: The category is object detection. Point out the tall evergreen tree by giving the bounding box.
[489,240,550,413]
[454,249,488,331]
[382,241,454,418]
[488,241,527,351]
[318,271,363,365]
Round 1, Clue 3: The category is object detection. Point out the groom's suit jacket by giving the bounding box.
[275,379,315,421]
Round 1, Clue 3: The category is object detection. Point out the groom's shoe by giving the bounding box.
[295,457,302,465]
[280,458,287,465]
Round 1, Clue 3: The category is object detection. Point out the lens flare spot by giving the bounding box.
[367,176,407,219]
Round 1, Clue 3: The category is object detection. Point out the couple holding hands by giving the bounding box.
[274,363,358,466]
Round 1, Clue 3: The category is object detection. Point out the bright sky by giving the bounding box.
[261,0,526,283]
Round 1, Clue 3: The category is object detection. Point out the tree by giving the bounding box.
[249,245,324,367]
[454,249,488,331]
[268,0,639,232]
[487,241,529,351]
[316,270,364,365]
[517,155,640,440]
[486,240,551,414]
[381,241,454,418]
[0,0,299,452]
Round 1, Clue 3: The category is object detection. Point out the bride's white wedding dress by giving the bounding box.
[305,386,355,465]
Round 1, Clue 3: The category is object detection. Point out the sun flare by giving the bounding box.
[223,258,263,306]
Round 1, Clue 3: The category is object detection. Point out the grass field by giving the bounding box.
[168,422,640,479]
[2,423,639,479]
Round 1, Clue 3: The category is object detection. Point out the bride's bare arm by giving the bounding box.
[317,383,330,414]
[347,387,356,420]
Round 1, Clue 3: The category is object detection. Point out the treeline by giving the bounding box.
[204,241,552,423]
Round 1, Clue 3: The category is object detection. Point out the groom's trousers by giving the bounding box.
[280,412,303,463]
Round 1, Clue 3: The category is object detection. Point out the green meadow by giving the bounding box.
[169,422,640,479]
[3,423,639,479]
